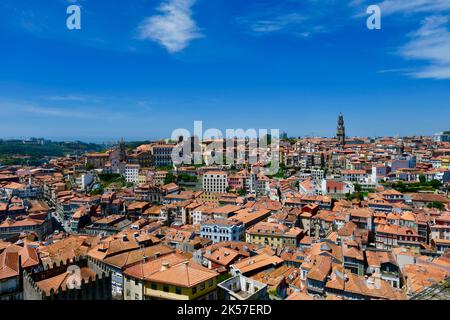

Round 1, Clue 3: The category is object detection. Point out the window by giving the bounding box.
[192,286,197,295]
[150,283,157,290]
[200,282,205,291]
[126,290,131,297]
[135,293,140,300]
[163,286,170,292]
[175,287,182,295]
[208,279,214,287]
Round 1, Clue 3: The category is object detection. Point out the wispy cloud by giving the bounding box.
[0,96,160,123]
[377,68,414,74]
[351,1,450,80]
[236,13,307,34]
[234,1,347,38]
[0,100,98,119]
[25,105,94,118]
[45,95,88,102]
[377,0,450,15]
[137,0,203,53]
[399,15,450,79]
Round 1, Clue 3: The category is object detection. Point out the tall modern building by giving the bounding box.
[336,113,346,147]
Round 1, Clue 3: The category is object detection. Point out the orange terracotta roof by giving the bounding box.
[36,267,96,295]
[232,253,284,274]
[0,251,19,280]
[123,253,187,279]
[147,261,218,287]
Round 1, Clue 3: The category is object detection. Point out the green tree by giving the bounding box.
[419,174,426,184]
[156,165,173,171]
[427,179,442,189]
[90,185,104,196]
[178,174,197,183]
[427,201,444,210]
[393,181,406,192]
[164,172,176,185]
[98,173,122,183]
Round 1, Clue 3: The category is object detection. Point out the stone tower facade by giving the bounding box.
[336,113,346,147]
[118,138,127,162]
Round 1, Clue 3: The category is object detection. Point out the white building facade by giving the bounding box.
[124,164,140,184]
[203,171,228,193]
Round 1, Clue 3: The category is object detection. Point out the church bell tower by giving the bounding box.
[336,113,346,147]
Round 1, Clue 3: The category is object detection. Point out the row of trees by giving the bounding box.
[164,172,198,185]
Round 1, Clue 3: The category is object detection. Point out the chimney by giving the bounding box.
[372,273,382,289]
[366,276,375,287]
[161,261,170,271]
[374,277,381,289]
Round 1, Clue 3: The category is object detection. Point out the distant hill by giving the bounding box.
[0,140,105,165]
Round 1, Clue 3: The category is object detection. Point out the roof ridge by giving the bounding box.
[184,262,191,286]
[0,251,6,269]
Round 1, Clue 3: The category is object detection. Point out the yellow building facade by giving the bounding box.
[143,277,218,300]
[246,232,297,248]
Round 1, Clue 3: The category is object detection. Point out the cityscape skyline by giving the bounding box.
[0,126,448,144]
[0,116,447,145]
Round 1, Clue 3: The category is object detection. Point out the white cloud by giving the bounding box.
[137,0,203,53]
[378,0,450,15]
[351,0,450,17]
[350,1,450,80]
[399,15,450,79]
[409,65,450,79]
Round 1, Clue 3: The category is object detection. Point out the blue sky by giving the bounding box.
[0,0,450,142]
